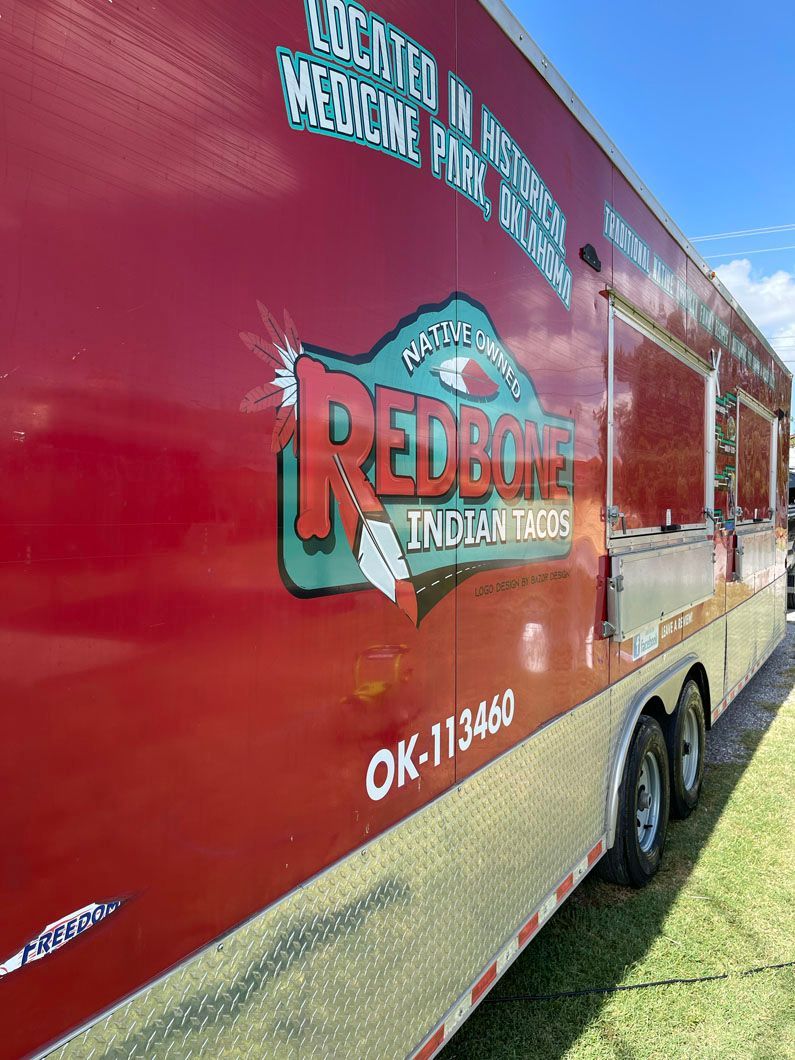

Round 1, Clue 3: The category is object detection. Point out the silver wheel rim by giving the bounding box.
[681,703,700,791]
[636,750,662,853]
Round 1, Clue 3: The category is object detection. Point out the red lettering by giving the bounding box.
[523,419,548,499]
[545,425,571,500]
[416,395,457,497]
[295,357,380,542]
[293,359,570,534]
[375,386,416,497]
[459,405,492,499]
[492,414,524,500]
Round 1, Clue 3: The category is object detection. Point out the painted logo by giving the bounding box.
[240,295,574,625]
[0,900,122,978]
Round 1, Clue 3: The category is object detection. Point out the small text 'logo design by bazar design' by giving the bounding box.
[0,900,123,978]
[240,295,574,625]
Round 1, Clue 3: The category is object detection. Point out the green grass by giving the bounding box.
[445,670,795,1060]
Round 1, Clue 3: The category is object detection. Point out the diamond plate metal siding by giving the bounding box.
[726,598,759,690]
[726,583,780,693]
[696,617,728,709]
[49,602,762,1060]
[772,574,786,644]
[754,581,776,657]
[51,691,611,1060]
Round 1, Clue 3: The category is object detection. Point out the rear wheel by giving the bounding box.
[599,715,670,888]
[667,679,706,819]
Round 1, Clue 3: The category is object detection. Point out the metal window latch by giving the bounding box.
[608,574,624,593]
[601,620,616,638]
[606,506,627,533]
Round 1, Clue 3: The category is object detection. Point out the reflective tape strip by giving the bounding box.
[555,873,574,902]
[517,911,539,948]
[471,962,497,1004]
[413,1027,445,1060]
[587,839,604,867]
[409,834,607,1060]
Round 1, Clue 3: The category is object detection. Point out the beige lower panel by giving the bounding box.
[726,595,760,690]
[51,690,612,1060]
[772,574,787,644]
[725,580,785,698]
[47,605,757,1060]
[757,581,778,662]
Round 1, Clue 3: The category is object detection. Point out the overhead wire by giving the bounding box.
[691,223,795,242]
[705,244,795,259]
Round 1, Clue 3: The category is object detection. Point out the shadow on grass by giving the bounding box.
[443,625,795,1060]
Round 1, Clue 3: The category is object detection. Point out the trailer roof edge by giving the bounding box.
[479,0,792,383]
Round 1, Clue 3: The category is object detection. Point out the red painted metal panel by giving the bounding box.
[685,261,727,368]
[612,319,706,531]
[453,0,611,785]
[610,171,688,348]
[0,0,789,1055]
[737,402,772,518]
[0,1,459,1054]
[727,312,786,420]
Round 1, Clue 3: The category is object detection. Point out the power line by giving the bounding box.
[706,244,795,259]
[692,223,795,243]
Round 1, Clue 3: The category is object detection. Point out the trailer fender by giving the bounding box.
[606,653,698,847]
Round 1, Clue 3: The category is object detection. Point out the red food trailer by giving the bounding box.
[0,1,790,1057]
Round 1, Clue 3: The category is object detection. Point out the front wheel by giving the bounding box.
[599,715,670,888]
[667,679,706,819]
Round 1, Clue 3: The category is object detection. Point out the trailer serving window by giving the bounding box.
[735,392,776,523]
[607,300,713,539]
[604,298,717,641]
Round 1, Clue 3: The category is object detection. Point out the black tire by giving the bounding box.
[599,715,670,888]
[666,679,706,819]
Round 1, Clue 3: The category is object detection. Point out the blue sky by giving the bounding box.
[510,0,795,375]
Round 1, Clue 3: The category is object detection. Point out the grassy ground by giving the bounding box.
[445,636,795,1060]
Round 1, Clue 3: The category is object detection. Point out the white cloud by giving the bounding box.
[715,259,795,353]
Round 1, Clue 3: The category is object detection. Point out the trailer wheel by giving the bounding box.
[600,715,670,888]
[666,679,705,819]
